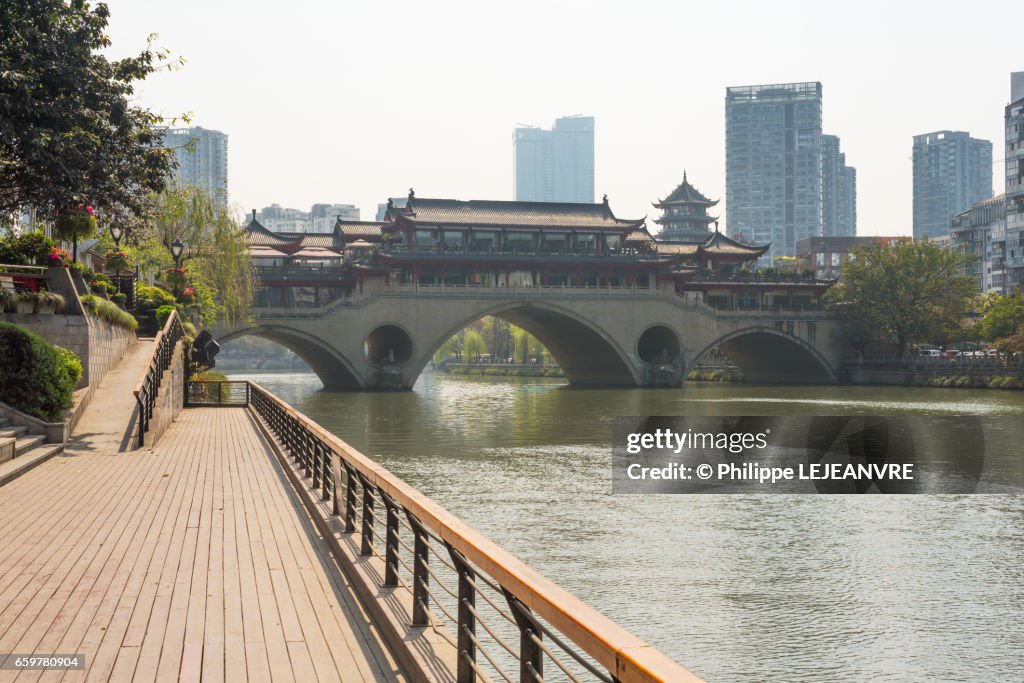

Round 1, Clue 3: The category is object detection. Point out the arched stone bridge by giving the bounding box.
[214,279,843,390]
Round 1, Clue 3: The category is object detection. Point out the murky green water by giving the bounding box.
[228,370,1024,682]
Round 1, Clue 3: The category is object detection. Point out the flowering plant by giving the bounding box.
[104,250,130,272]
[166,266,188,288]
[178,285,196,304]
[53,205,98,242]
[47,247,70,267]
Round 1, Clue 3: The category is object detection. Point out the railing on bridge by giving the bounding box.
[185,380,250,406]
[132,309,184,448]
[183,379,702,683]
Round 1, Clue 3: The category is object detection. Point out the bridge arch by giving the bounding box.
[692,325,837,384]
[217,325,365,390]
[412,300,641,387]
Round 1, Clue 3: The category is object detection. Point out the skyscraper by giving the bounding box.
[1005,75,1024,292]
[725,82,823,261]
[821,134,857,237]
[161,126,229,205]
[911,131,992,241]
[514,116,594,203]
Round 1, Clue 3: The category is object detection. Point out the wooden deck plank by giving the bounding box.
[0,408,402,683]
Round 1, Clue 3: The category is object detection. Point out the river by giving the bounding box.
[226,370,1024,682]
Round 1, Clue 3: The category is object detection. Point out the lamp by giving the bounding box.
[109,224,124,297]
[170,238,185,297]
[171,238,184,262]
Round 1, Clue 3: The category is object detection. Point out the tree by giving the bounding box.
[463,329,488,361]
[825,239,977,356]
[128,185,253,327]
[0,1,181,225]
[976,292,1024,343]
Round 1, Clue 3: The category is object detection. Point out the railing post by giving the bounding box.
[359,474,374,556]
[504,591,543,683]
[311,431,321,490]
[379,491,400,587]
[406,513,430,626]
[447,545,477,683]
[344,464,357,533]
[331,450,341,515]
[320,443,331,501]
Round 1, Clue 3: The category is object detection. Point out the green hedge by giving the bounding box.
[0,323,81,420]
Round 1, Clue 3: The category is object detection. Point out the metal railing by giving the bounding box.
[235,382,702,683]
[131,309,184,448]
[185,380,250,406]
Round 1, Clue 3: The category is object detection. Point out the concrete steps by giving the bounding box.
[0,416,64,484]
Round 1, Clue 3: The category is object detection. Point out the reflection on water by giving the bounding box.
[233,371,1024,682]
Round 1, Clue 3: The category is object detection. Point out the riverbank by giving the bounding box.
[441,363,564,378]
[846,366,1023,390]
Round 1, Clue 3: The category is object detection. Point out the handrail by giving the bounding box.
[131,309,184,448]
[246,382,703,683]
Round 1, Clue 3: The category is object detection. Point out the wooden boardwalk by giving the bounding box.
[0,408,403,682]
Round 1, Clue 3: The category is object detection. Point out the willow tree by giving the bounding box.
[825,239,976,356]
[129,185,253,327]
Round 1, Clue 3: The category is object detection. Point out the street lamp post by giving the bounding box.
[170,238,184,298]
[109,224,123,297]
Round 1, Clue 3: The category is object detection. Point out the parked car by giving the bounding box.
[943,349,962,359]
[920,349,942,358]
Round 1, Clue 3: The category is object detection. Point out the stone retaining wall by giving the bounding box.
[1,312,136,388]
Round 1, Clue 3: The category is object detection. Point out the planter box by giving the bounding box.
[15,301,35,314]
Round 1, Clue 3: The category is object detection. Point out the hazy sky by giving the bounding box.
[104,0,1021,235]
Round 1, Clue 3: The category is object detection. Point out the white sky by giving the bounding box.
[104,0,1021,235]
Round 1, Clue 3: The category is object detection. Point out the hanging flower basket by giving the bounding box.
[178,286,195,305]
[53,205,98,242]
[104,250,130,272]
[166,266,188,288]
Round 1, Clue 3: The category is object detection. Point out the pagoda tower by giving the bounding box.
[653,171,719,242]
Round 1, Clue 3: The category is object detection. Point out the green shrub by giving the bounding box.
[55,346,83,387]
[0,322,79,420]
[156,304,177,328]
[1003,377,1021,390]
[9,232,56,265]
[137,284,175,310]
[91,273,114,289]
[79,294,139,331]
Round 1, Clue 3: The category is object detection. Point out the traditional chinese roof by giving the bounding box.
[624,229,655,244]
[390,196,646,231]
[336,220,385,242]
[702,229,769,257]
[291,246,342,259]
[244,214,300,248]
[654,230,770,261]
[655,242,703,256]
[249,245,290,259]
[654,171,719,208]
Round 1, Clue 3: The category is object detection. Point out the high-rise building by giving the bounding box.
[1006,79,1024,292]
[514,116,594,203]
[911,131,992,241]
[821,135,857,237]
[950,194,1006,294]
[1012,71,1024,104]
[310,203,359,232]
[161,126,229,205]
[725,82,823,262]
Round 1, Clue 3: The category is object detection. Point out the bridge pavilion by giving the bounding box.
[242,193,832,312]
